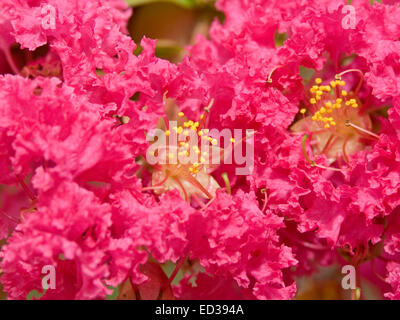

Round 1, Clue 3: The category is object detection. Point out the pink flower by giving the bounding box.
[168,0,400,298]
[186,190,297,300]
[1,0,399,300]
[1,181,113,299]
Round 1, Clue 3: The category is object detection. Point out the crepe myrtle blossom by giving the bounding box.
[0,0,399,300]
[275,1,400,299]
[0,0,296,300]
[167,0,400,298]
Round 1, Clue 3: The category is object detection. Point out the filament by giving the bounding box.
[221,172,231,195]
[166,256,186,287]
[175,178,189,203]
[301,134,314,165]
[266,65,285,83]
[302,134,348,172]
[0,209,20,223]
[345,120,379,139]
[342,137,350,164]
[371,259,387,283]
[280,229,330,251]
[141,186,167,192]
[260,188,268,213]
[199,99,214,130]
[16,174,36,201]
[0,40,19,74]
[335,69,364,96]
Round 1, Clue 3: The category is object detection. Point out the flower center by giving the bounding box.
[291,70,378,165]
[142,99,224,206]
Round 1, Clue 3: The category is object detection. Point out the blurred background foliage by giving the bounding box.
[127,0,223,62]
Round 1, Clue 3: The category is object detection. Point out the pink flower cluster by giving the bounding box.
[0,0,400,300]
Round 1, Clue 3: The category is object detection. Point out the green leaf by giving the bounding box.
[125,0,196,9]
[299,66,316,83]
[27,289,47,300]
[274,31,287,48]
[106,286,119,300]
